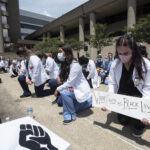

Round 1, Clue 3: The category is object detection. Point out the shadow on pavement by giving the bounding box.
[94,112,150,148]
[77,108,94,118]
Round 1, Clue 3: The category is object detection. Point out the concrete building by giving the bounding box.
[0,0,21,53]
[26,0,150,59]
[19,9,55,39]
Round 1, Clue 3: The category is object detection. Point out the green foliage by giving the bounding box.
[65,38,84,51]
[33,37,63,53]
[87,24,113,53]
[127,15,150,44]
[85,52,90,57]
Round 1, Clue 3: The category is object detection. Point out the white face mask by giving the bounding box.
[57,53,65,62]
[119,54,132,63]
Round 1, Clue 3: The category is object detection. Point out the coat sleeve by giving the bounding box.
[45,58,53,73]
[30,57,41,83]
[57,63,81,92]
[87,60,96,80]
[9,65,14,76]
[141,59,150,98]
[108,60,118,93]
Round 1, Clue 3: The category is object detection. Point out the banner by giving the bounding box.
[0,117,71,150]
[93,91,150,121]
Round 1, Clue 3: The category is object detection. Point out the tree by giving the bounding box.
[127,15,150,44]
[87,23,113,53]
[65,38,84,57]
[33,37,63,53]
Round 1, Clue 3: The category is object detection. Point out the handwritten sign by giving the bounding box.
[0,117,71,150]
[93,91,150,121]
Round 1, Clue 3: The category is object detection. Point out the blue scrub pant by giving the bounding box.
[48,79,58,94]
[18,75,52,97]
[100,72,107,83]
[34,83,53,97]
[18,75,31,96]
[60,89,92,121]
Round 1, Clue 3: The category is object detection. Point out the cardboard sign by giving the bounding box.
[0,117,71,150]
[93,91,150,121]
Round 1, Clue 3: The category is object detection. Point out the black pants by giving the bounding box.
[117,114,145,130]
[11,70,18,78]
[87,79,93,88]
[0,67,7,73]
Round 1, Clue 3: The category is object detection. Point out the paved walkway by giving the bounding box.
[0,73,150,150]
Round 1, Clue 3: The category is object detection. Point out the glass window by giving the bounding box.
[0,2,6,11]
[3,29,8,37]
[2,16,7,24]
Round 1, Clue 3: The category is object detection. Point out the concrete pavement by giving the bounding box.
[0,73,150,150]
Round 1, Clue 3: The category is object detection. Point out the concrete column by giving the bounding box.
[90,12,96,35]
[47,32,51,38]
[0,8,4,53]
[79,17,85,56]
[79,17,84,42]
[127,0,136,28]
[90,12,96,61]
[60,26,65,43]
[43,33,46,41]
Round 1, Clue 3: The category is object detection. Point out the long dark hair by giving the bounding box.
[115,36,146,80]
[59,45,74,82]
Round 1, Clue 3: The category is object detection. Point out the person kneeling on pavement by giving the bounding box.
[54,45,92,125]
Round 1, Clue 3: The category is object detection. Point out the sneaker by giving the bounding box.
[63,118,76,125]
[63,120,73,125]
[132,128,145,137]
[20,94,31,98]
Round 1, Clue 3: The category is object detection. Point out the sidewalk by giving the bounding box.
[0,73,150,150]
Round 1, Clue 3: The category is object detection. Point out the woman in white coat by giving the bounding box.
[54,45,92,125]
[102,36,150,137]
[41,53,59,79]
[9,60,19,77]
[17,48,52,98]
[87,59,100,88]
[79,56,99,88]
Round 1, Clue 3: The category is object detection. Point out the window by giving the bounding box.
[3,29,8,37]
[0,2,6,11]
[2,16,7,24]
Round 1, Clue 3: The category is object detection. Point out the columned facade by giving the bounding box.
[60,26,65,43]
[0,7,4,53]
[127,0,136,28]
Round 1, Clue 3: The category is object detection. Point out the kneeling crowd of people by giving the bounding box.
[1,36,150,138]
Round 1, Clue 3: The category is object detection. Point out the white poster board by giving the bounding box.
[0,117,70,150]
[93,91,150,121]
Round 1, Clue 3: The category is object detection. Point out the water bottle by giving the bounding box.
[27,107,33,118]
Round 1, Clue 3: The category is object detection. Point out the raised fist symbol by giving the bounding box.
[19,124,58,150]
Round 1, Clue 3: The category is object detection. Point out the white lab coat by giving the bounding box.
[45,57,59,79]
[19,60,26,75]
[28,55,49,87]
[109,58,150,98]
[57,60,92,103]
[0,60,5,68]
[9,64,19,76]
[87,59,100,88]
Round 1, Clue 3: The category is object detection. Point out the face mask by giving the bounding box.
[119,54,132,63]
[21,57,25,61]
[57,53,65,62]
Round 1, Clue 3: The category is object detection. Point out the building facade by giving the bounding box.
[20,9,55,39]
[0,0,21,53]
[26,0,150,59]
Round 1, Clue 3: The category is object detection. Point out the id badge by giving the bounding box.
[134,77,140,86]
